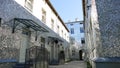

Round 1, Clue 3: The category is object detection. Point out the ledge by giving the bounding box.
[92,57,120,63]
[0,59,17,63]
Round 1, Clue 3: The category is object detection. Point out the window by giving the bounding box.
[41,37,45,47]
[42,0,47,4]
[81,40,85,44]
[80,27,84,33]
[70,23,73,26]
[61,30,63,37]
[22,28,31,35]
[67,36,69,40]
[65,33,66,39]
[42,9,46,23]
[57,26,59,34]
[80,22,83,24]
[72,50,75,56]
[51,19,54,30]
[70,28,74,34]
[86,0,91,18]
[81,38,85,44]
[25,0,34,11]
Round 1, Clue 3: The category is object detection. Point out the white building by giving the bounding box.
[0,0,70,67]
[65,20,85,60]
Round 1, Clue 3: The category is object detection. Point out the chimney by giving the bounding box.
[75,18,79,21]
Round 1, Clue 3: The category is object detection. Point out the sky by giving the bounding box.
[50,0,83,23]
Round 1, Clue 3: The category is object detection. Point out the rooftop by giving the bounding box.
[65,21,83,24]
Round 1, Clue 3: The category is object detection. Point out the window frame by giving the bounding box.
[81,38,85,44]
[51,19,54,30]
[61,30,63,37]
[57,26,59,34]
[42,8,46,23]
[24,0,34,12]
[70,28,74,34]
[80,27,84,33]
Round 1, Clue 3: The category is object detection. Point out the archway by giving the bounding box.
[59,51,65,64]
[79,50,83,60]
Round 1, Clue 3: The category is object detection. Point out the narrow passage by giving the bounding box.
[49,61,87,68]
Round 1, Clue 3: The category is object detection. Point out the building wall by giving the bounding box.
[65,21,85,60]
[0,0,70,66]
[83,0,120,66]
[83,0,103,60]
[14,0,69,42]
[95,0,120,57]
[65,21,84,46]
[0,0,69,51]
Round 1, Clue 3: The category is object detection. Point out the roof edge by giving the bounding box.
[46,0,69,32]
[65,21,83,24]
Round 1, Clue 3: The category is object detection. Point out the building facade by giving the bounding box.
[65,21,85,60]
[0,0,69,67]
[83,0,120,68]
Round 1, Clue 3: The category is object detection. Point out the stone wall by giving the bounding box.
[95,0,120,57]
[0,22,21,60]
[0,0,70,67]
[90,0,102,57]
[0,20,21,67]
[84,0,102,60]
[0,63,16,68]
[0,0,47,61]
[0,14,47,68]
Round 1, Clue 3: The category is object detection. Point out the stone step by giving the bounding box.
[13,63,29,68]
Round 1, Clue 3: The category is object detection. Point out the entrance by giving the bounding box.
[79,50,83,60]
[59,51,65,64]
[19,28,30,63]
[19,34,29,63]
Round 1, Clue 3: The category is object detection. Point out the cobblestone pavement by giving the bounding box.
[49,61,87,68]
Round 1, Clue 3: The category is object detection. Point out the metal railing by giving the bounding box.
[25,46,49,68]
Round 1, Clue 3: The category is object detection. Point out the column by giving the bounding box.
[19,29,30,63]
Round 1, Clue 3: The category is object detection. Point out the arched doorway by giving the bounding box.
[79,50,83,60]
[59,51,65,64]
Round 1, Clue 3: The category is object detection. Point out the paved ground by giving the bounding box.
[49,61,87,68]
